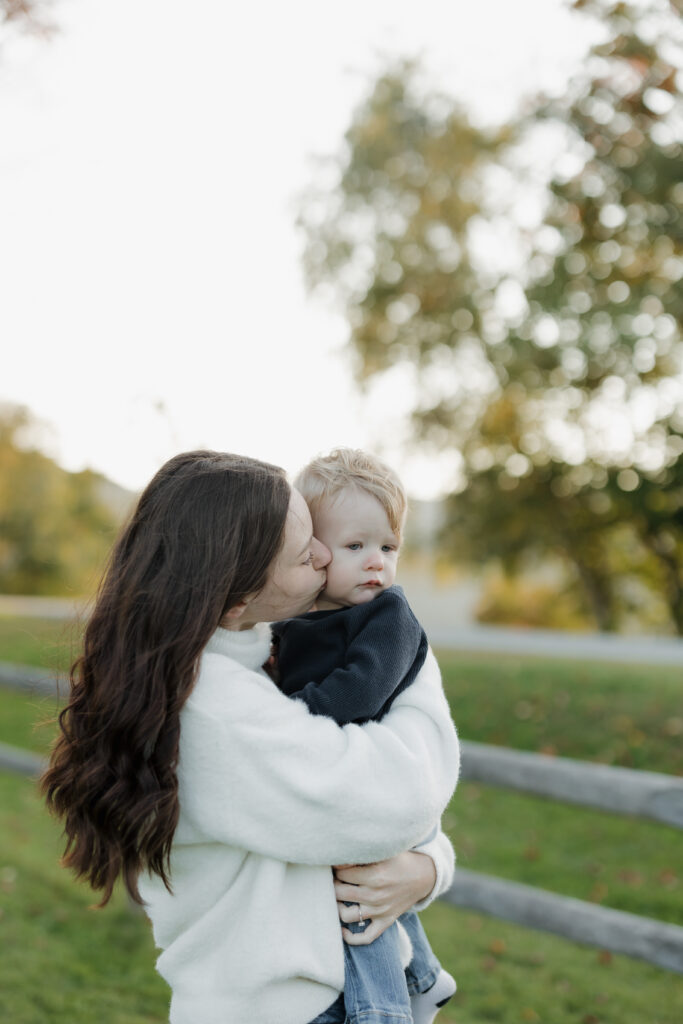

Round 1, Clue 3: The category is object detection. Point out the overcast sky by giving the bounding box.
[0,0,600,496]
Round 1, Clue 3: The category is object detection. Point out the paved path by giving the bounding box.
[424,623,683,666]
[1,592,681,666]
[0,595,86,619]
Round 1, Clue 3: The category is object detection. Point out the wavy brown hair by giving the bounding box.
[41,450,290,906]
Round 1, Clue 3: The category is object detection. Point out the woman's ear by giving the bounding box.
[220,601,248,627]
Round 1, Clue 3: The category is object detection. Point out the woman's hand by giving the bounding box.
[333,850,437,945]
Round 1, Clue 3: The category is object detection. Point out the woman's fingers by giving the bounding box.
[341,917,389,945]
[333,863,381,886]
[336,900,388,924]
[333,881,370,904]
[333,880,390,908]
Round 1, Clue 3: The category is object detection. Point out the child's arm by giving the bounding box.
[293,589,427,725]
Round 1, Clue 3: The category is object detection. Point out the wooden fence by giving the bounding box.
[2,661,682,975]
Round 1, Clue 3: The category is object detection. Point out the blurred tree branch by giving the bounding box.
[299,2,683,634]
[1,0,57,39]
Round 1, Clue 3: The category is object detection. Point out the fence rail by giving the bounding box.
[2,662,682,974]
[460,738,683,828]
[443,869,683,973]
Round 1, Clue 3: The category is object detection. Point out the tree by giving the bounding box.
[299,2,683,633]
[0,1,56,38]
[0,405,126,595]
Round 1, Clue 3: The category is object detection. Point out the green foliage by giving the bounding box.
[0,406,123,596]
[299,3,683,633]
[474,573,597,631]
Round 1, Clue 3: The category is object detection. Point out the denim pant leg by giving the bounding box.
[308,992,346,1023]
[343,912,412,1024]
[399,910,442,996]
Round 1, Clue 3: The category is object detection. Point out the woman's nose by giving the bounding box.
[312,537,331,569]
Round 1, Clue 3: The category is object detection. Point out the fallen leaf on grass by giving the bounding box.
[590,883,609,903]
[597,950,612,966]
[658,869,679,889]
[617,868,643,887]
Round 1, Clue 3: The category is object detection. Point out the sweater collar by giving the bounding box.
[205,623,272,670]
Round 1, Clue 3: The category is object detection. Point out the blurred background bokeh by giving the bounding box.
[2,0,681,634]
[2,5,683,1023]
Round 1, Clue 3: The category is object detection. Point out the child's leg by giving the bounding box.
[343,906,412,1024]
[400,911,441,994]
[400,911,456,1024]
[307,993,346,1023]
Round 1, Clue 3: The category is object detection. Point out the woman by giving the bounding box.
[42,451,459,1024]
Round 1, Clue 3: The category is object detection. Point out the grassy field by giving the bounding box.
[0,615,80,675]
[1,616,682,1023]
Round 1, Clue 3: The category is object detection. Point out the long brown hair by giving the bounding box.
[42,450,290,905]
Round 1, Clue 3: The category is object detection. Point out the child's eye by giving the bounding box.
[382,545,396,553]
[347,543,362,550]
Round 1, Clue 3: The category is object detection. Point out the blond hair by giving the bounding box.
[295,448,407,538]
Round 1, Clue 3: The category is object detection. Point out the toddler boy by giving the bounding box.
[272,448,456,1024]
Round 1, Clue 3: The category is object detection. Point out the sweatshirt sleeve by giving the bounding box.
[410,827,456,911]
[176,647,459,868]
[292,596,424,724]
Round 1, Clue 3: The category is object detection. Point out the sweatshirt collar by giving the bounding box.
[205,622,272,670]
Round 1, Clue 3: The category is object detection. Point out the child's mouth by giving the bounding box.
[362,580,382,587]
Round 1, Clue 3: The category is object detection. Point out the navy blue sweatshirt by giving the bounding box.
[272,585,428,725]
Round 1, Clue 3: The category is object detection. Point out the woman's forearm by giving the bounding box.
[181,651,459,865]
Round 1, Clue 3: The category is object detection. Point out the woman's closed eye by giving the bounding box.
[302,551,314,565]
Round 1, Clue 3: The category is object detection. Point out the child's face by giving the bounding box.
[312,486,400,610]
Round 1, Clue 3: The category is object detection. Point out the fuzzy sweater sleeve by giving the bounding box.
[176,647,459,867]
[411,827,456,911]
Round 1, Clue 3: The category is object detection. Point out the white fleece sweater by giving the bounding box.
[139,624,459,1024]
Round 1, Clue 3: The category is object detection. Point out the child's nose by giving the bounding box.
[365,549,383,570]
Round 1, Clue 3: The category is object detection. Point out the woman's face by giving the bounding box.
[237,489,330,627]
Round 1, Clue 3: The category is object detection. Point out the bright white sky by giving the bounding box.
[0,0,599,497]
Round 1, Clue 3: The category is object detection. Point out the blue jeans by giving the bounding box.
[308,910,442,1024]
[401,910,442,996]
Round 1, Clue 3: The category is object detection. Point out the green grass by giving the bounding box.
[0,687,60,754]
[421,899,683,1024]
[0,615,80,675]
[437,650,683,776]
[445,782,683,925]
[1,615,682,1022]
[1,772,682,1024]
[0,773,169,1024]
